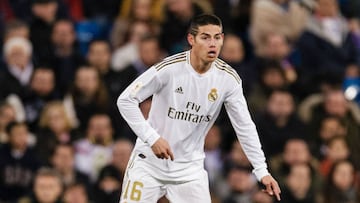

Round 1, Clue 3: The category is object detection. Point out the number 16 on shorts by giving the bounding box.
[122,180,144,202]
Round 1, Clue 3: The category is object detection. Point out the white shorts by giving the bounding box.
[119,153,211,203]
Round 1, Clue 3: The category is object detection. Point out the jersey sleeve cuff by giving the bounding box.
[253,167,270,182]
[145,132,161,146]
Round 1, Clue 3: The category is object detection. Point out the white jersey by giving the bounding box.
[117,51,269,182]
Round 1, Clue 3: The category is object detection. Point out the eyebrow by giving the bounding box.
[199,32,223,37]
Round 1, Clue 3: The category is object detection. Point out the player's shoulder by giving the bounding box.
[214,58,241,84]
[153,51,187,72]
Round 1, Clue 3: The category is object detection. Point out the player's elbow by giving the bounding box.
[116,93,129,113]
[116,91,138,113]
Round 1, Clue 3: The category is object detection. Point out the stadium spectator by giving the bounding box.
[93,165,122,203]
[63,66,110,131]
[108,139,133,180]
[30,0,68,64]
[269,138,321,189]
[319,136,350,177]
[213,0,251,39]
[247,61,289,113]
[222,163,259,203]
[0,122,41,202]
[111,20,154,71]
[35,101,80,164]
[262,33,298,83]
[50,19,85,97]
[0,37,34,100]
[255,89,308,158]
[87,40,122,101]
[9,68,59,132]
[74,113,113,182]
[90,139,133,202]
[250,0,315,56]
[247,33,299,98]
[18,167,63,203]
[220,34,245,67]
[63,183,90,203]
[322,160,359,203]
[299,88,360,169]
[87,39,141,139]
[51,144,90,188]
[312,116,347,158]
[159,0,209,54]
[206,138,252,201]
[296,0,360,96]
[280,163,318,203]
[219,34,251,94]
[110,0,164,48]
[0,19,30,70]
[120,35,163,82]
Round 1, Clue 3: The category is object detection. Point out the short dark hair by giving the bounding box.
[188,14,222,36]
[35,167,62,185]
[5,19,28,35]
[5,121,27,135]
[51,143,75,158]
[140,34,159,44]
[88,39,111,50]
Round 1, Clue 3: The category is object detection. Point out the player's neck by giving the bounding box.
[190,51,212,74]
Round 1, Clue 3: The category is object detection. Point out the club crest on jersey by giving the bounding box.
[208,88,218,102]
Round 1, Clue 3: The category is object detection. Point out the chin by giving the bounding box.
[207,57,217,62]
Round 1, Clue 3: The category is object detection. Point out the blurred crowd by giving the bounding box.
[0,0,360,202]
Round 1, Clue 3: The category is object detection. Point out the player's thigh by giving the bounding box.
[120,164,165,202]
[166,170,211,203]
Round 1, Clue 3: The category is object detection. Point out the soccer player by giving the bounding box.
[117,14,281,202]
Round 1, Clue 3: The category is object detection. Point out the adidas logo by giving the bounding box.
[175,86,183,94]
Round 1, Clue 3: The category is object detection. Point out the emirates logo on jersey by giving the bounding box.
[208,88,218,102]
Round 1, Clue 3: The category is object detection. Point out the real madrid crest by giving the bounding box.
[208,88,218,102]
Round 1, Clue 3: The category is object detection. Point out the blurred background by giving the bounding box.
[0,0,360,202]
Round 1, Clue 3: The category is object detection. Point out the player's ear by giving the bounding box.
[187,33,194,46]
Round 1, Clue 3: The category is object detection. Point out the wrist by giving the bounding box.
[253,167,270,182]
[146,133,160,146]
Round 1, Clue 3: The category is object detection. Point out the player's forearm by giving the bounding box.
[117,92,160,146]
[233,121,270,181]
[242,141,269,181]
[225,94,270,181]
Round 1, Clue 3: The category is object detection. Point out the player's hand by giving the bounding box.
[151,137,174,161]
[261,175,281,201]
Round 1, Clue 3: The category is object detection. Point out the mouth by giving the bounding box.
[207,51,217,58]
